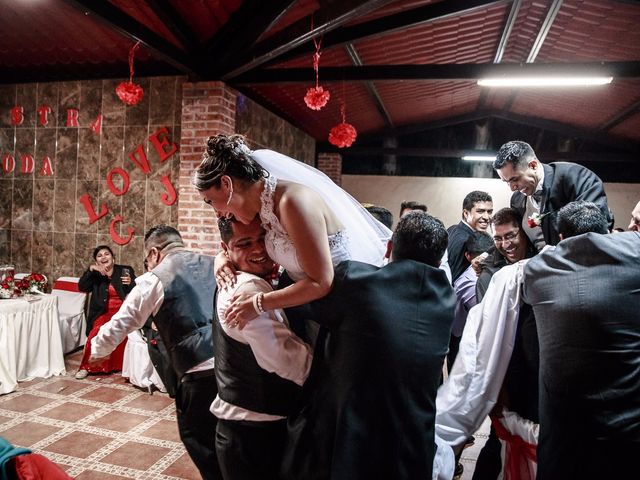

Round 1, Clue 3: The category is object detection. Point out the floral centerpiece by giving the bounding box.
[0,273,47,298]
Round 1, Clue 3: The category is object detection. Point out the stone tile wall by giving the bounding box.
[0,77,184,284]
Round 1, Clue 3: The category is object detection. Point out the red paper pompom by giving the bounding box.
[328,122,357,148]
[304,86,330,110]
[116,81,144,106]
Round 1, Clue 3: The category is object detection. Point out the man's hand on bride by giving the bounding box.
[215,251,237,290]
[225,292,258,329]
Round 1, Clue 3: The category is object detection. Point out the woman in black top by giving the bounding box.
[75,245,135,379]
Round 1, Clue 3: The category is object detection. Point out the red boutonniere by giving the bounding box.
[527,212,549,228]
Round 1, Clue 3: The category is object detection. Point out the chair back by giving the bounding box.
[51,277,88,354]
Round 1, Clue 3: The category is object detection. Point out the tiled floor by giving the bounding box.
[1,351,489,479]
[0,351,200,479]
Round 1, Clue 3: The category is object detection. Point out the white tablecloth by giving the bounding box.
[122,330,166,392]
[0,295,66,394]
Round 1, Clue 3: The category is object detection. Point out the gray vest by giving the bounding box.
[152,250,215,379]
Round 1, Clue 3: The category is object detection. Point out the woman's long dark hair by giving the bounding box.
[192,134,266,191]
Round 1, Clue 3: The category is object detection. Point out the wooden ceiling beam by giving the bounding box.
[220,0,394,81]
[232,61,640,84]
[145,0,200,51]
[63,0,202,77]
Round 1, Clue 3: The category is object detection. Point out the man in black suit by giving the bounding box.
[282,211,456,480]
[522,201,640,478]
[493,140,613,250]
[447,190,493,283]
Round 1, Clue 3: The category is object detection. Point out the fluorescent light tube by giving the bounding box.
[477,76,613,87]
[462,155,496,162]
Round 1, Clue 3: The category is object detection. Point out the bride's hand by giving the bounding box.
[215,251,237,290]
[225,292,259,329]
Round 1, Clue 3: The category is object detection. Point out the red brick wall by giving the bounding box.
[317,153,342,186]
[178,81,236,253]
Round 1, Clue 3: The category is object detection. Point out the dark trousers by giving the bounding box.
[215,418,287,480]
[175,372,222,480]
[472,426,502,480]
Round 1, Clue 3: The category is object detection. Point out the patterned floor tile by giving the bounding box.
[89,411,149,432]
[1,420,59,447]
[38,379,90,395]
[100,441,172,471]
[41,402,100,422]
[43,431,114,458]
[0,393,51,412]
[74,470,131,479]
[162,452,202,480]
[140,419,182,443]
[123,393,174,411]
[80,386,135,404]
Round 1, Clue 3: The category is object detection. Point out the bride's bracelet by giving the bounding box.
[252,292,265,315]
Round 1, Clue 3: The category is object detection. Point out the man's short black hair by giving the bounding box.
[144,225,184,250]
[391,211,447,267]
[464,231,494,257]
[399,200,427,217]
[365,205,393,229]
[218,217,235,243]
[558,201,609,238]
[462,191,493,211]
[493,140,536,170]
[491,207,522,229]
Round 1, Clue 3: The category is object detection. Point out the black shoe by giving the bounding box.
[454,462,464,479]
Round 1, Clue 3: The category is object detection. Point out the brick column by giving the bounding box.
[317,152,342,186]
[178,81,236,253]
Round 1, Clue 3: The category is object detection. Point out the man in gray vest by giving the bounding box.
[213,215,312,480]
[89,225,220,480]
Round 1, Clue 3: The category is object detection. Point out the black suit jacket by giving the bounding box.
[282,260,456,480]
[523,232,640,478]
[510,162,613,246]
[78,264,135,334]
[447,221,474,282]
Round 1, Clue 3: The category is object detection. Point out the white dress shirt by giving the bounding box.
[210,272,312,422]
[91,272,215,373]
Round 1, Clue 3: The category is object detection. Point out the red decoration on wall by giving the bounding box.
[109,215,134,246]
[2,154,15,173]
[328,104,357,148]
[107,168,131,196]
[37,105,52,126]
[21,154,34,174]
[149,127,177,162]
[39,156,54,176]
[10,106,24,126]
[116,42,144,106]
[128,144,151,174]
[90,114,103,135]
[304,30,330,110]
[160,174,177,206]
[78,193,108,224]
[67,109,79,127]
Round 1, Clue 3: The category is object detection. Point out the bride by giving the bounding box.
[192,134,391,327]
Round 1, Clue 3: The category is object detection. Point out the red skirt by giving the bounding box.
[79,284,127,373]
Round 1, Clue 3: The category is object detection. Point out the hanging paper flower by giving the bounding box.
[329,122,357,148]
[116,41,144,106]
[304,85,331,110]
[304,24,330,111]
[329,101,357,148]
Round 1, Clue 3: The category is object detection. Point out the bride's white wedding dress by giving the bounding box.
[251,149,390,279]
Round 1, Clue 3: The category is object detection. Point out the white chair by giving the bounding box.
[51,277,88,354]
[122,330,167,393]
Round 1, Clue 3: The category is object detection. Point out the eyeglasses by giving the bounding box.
[493,230,519,244]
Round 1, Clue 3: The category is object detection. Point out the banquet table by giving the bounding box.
[0,294,66,395]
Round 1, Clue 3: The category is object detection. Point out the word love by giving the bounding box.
[79,127,178,246]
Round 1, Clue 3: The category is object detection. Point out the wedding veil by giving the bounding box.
[251,149,391,267]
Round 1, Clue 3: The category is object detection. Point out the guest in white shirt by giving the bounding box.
[89,225,221,480]
[213,215,312,480]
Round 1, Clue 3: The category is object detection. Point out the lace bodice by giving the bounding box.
[259,174,350,282]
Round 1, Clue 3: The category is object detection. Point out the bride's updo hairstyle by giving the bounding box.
[192,134,266,191]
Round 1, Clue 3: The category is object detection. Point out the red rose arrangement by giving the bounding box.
[0,273,47,298]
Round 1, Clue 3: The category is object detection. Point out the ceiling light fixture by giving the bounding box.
[477,76,613,87]
[462,155,496,162]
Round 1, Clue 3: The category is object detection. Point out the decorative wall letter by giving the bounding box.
[106,168,131,196]
[66,108,79,127]
[127,144,151,174]
[90,114,102,135]
[37,105,52,126]
[149,127,177,163]
[2,154,15,173]
[20,154,34,174]
[160,174,177,206]
[109,215,134,246]
[78,193,109,224]
[10,106,24,126]
[39,156,54,176]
